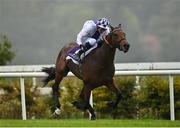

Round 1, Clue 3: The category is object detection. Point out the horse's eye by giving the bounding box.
[113,34,118,39]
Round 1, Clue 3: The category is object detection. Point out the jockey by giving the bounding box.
[75,17,111,61]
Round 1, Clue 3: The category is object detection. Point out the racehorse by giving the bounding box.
[42,24,130,120]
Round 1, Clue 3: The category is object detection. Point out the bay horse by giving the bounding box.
[42,24,130,120]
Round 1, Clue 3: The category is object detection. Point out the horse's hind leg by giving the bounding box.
[52,73,62,115]
[105,79,122,108]
[52,68,69,115]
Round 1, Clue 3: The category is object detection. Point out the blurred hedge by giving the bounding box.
[0,78,51,119]
[137,76,180,119]
[0,76,180,119]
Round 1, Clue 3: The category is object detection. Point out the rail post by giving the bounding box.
[20,77,27,120]
[169,75,175,121]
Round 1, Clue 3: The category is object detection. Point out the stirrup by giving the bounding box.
[77,54,82,63]
[77,49,84,61]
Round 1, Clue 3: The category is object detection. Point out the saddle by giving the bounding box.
[66,43,98,65]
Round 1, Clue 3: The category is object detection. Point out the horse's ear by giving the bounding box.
[109,24,114,31]
[118,24,122,28]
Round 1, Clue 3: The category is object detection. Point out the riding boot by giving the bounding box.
[75,42,92,62]
[79,42,92,62]
[84,42,92,51]
[73,47,84,62]
[76,49,84,60]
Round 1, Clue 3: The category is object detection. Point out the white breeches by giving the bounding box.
[85,38,97,46]
[77,37,96,46]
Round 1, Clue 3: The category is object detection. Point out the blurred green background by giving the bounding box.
[0,0,180,64]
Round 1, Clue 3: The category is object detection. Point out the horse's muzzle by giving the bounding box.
[123,44,130,53]
[118,43,130,53]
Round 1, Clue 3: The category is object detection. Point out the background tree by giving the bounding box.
[0,35,15,65]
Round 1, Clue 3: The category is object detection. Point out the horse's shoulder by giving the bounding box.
[68,42,77,46]
[62,42,76,51]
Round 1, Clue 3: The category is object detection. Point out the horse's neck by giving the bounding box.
[97,40,116,64]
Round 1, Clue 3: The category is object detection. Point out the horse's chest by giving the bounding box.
[82,61,115,83]
[88,65,114,78]
[101,67,114,77]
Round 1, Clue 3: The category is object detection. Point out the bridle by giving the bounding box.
[102,27,124,49]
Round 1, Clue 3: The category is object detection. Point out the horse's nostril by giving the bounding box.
[124,44,130,49]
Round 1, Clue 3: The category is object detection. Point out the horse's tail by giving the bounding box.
[42,67,55,86]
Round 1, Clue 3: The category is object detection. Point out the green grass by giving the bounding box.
[0,119,180,127]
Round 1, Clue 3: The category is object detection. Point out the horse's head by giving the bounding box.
[107,24,130,53]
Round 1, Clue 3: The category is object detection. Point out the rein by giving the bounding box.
[102,35,113,48]
[102,28,120,48]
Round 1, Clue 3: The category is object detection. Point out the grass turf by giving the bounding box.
[0,119,180,127]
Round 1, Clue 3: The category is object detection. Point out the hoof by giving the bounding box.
[54,107,61,115]
[50,107,61,119]
[90,115,96,120]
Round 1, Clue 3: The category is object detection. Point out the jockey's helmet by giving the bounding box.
[97,18,109,30]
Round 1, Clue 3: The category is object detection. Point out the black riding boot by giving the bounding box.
[84,42,92,51]
[76,49,84,59]
[76,42,92,62]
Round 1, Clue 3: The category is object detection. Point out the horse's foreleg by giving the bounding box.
[73,85,96,120]
[106,80,122,108]
[81,85,96,120]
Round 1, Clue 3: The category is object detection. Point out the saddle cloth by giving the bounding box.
[66,43,97,65]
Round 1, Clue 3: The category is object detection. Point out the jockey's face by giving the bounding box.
[97,27,106,33]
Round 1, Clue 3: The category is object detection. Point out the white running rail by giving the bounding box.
[0,62,180,121]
